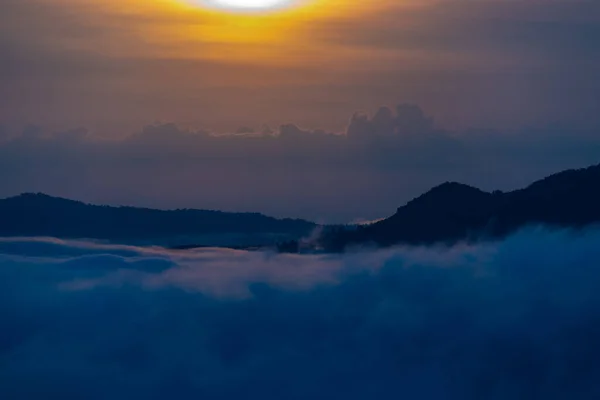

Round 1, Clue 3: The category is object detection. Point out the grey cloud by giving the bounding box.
[347,104,435,138]
[1,104,600,222]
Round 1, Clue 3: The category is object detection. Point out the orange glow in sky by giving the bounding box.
[116,0,366,65]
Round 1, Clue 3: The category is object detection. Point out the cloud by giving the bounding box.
[2,104,600,222]
[3,229,600,398]
[347,104,435,138]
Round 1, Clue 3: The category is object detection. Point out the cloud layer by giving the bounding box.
[2,104,600,222]
[3,229,600,398]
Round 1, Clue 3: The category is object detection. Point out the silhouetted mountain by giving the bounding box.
[0,193,315,247]
[4,163,600,251]
[322,163,600,250]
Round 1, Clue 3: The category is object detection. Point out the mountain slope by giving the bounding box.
[0,193,315,246]
[323,163,600,250]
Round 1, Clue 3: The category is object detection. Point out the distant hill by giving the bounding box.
[4,163,600,252]
[320,163,600,251]
[0,193,315,247]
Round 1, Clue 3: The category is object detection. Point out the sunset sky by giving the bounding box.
[1,0,600,221]
[5,6,600,393]
[3,0,599,132]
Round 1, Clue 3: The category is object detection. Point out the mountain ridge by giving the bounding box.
[319,163,600,251]
[3,163,600,251]
[0,193,315,247]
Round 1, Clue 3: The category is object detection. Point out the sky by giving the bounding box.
[1,0,600,221]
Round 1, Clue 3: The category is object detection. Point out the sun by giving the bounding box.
[201,0,294,11]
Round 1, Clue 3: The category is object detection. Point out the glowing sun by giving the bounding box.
[203,0,293,11]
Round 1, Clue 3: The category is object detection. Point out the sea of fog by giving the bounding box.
[2,228,600,399]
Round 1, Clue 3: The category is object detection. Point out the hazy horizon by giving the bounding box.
[2,102,600,223]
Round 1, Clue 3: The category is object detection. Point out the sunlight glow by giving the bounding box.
[201,0,293,11]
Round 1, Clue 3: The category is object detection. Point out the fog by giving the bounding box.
[2,229,600,398]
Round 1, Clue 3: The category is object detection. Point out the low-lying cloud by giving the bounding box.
[2,229,600,399]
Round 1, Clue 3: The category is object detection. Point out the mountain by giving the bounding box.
[4,163,600,251]
[0,193,315,247]
[321,163,600,250]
